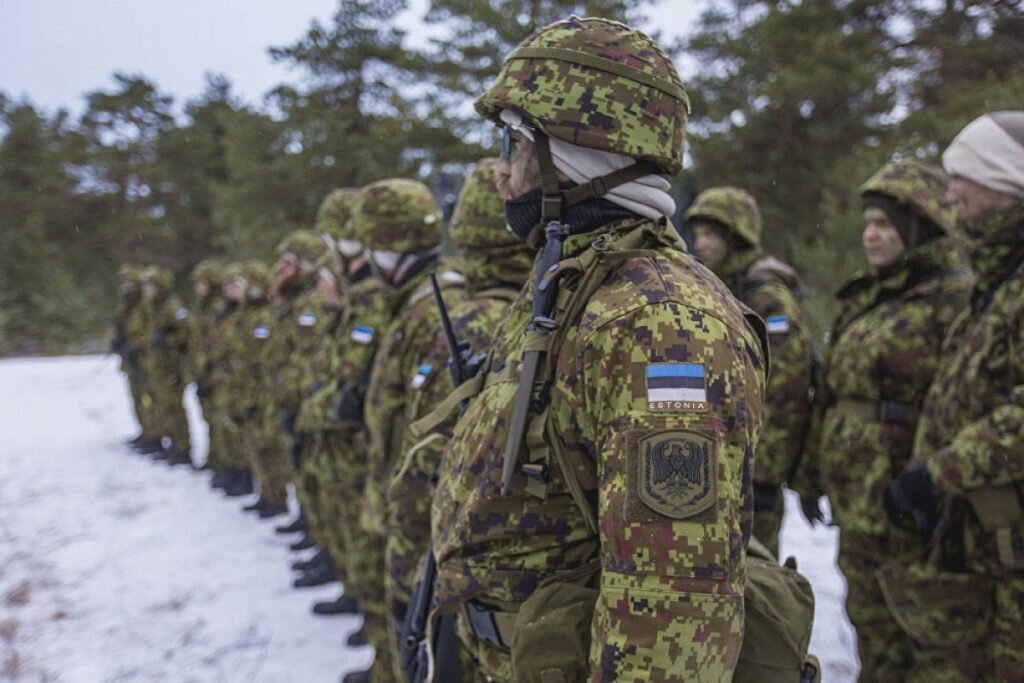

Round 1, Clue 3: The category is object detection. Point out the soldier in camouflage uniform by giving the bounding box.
[206,265,254,494]
[385,159,535,677]
[796,161,972,681]
[139,265,194,466]
[429,18,767,682]
[688,187,814,555]
[343,178,454,683]
[259,231,334,553]
[292,187,381,613]
[885,112,1024,682]
[187,259,226,470]
[113,263,160,453]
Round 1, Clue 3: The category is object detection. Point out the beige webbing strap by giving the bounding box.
[407,373,486,441]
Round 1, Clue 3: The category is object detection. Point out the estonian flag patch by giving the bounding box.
[647,363,708,411]
[410,363,433,389]
[297,312,317,327]
[766,315,790,334]
[253,324,271,339]
[350,324,375,345]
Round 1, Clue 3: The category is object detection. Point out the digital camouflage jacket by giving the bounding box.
[720,251,813,487]
[803,238,972,535]
[915,201,1024,576]
[142,295,192,389]
[431,217,767,682]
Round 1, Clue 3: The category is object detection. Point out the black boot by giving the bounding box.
[210,469,231,489]
[345,628,368,647]
[257,500,288,518]
[243,496,267,512]
[313,594,358,616]
[223,469,255,497]
[127,433,147,446]
[340,670,371,683]
[275,512,306,535]
[150,446,169,462]
[166,448,193,467]
[289,534,316,552]
[293,559,335,588]
[291,548,328,572]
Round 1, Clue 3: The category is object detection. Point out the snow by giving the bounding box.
[0,354,859,682]
[0,355,369,682]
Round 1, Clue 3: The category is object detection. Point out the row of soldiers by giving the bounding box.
[112,15,1024,683]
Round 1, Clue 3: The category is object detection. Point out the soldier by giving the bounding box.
[343,178,456,683]
[259,231,334,555]
[292,188,370,612]
[688,187,814,554]
[885,112,1024,681]
[139,265,194,466]
[429,17,767,682]
[796,161,971,681]
[113,262,159,453]
[385,159,535,678]
[187,258,226,471]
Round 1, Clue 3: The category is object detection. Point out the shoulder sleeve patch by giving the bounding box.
[174,307,189,321]
[297,312,317,327]
[253,324,271,339]
[625,429,718,522]
[409,362,433,390]
[350,324,375,345]
[765,314,790,334]
[646,363,708,412]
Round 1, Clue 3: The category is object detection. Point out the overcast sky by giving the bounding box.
[0,0,703,115]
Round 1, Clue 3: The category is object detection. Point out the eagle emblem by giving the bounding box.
[638,431,716,519]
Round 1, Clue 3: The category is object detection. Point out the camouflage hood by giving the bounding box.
[964,199,1024,296]
[451,159,536,292]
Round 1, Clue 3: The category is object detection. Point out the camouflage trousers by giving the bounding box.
[294,431,351,587]
[209,401,250,471]
[125,363,157,437]
[149,380,190,452]
[197,391,225,470]
[837,528,922,682]
[902,573,1024,682]
[245,406,291,508]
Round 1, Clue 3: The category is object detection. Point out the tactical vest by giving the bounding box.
[411,221,819,682]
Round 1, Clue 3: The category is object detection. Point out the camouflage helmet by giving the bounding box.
[190,258,225,284]
[315,188,360,240]
[450,159,508,249]
[275,230,329,266]
[686,186,763,249]
[351,178,442,253]
[475,17,690,175]
[141,265,173,293]
[117,262,143,282]
[240,259,269,299]
[860,160,957,234]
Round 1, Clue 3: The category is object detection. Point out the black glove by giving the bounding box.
[752,481,779,513]
[334,382,366,425]
[799,495,825,527]
[884,463,942,540]
[195,379,209,399]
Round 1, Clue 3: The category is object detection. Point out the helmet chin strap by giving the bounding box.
[528,128,661,248]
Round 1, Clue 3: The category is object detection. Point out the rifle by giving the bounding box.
[400,273,481,683]
[501,220,570,493]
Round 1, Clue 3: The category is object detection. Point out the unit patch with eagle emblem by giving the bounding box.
[625,430,718,521]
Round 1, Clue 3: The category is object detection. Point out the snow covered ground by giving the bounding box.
[0,355,858,682]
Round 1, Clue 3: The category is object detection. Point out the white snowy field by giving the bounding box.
[0,354,858,682]
[0,355,370,682]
